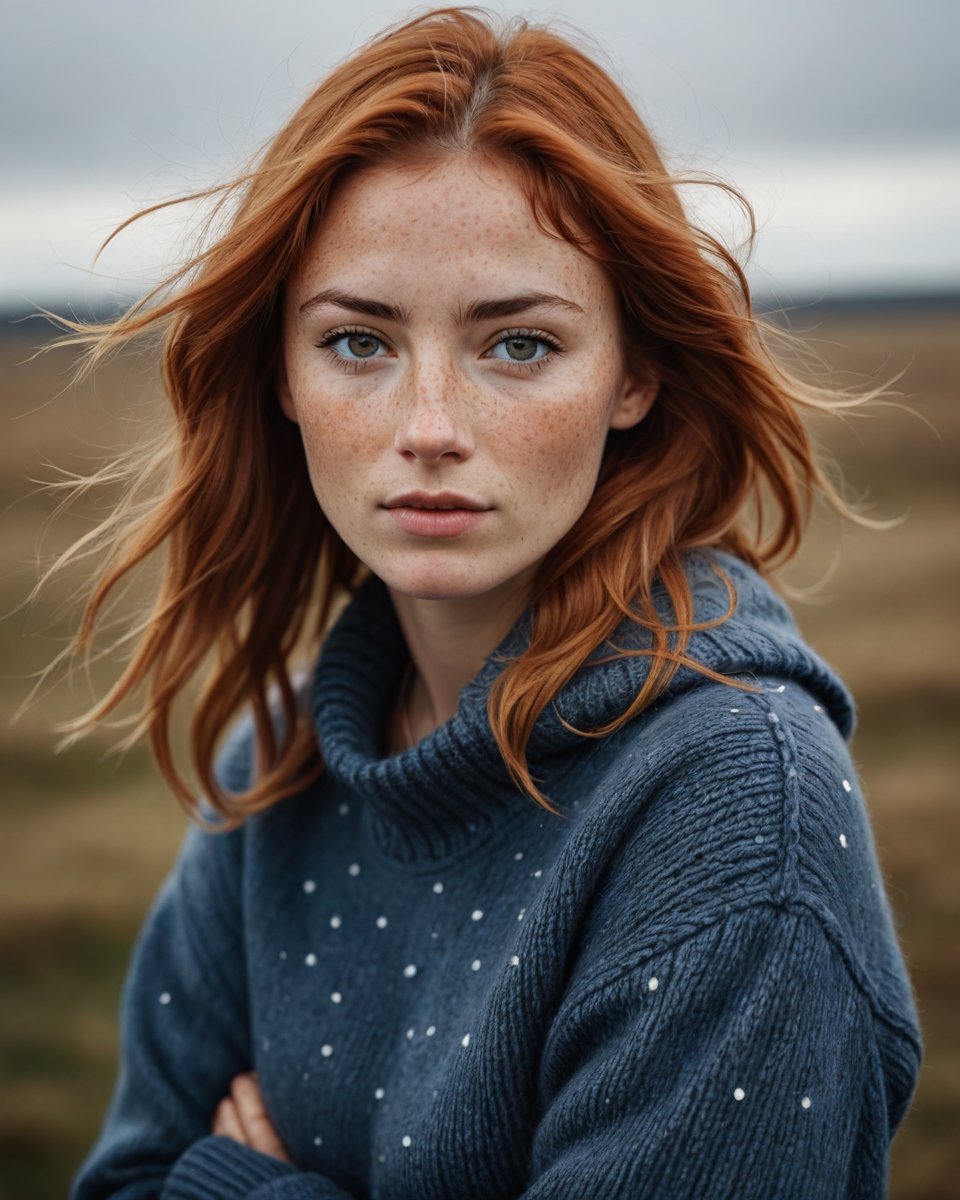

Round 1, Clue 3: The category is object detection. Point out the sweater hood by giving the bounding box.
[309,550,853,861]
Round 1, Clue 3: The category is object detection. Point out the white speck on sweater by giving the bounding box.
[426,1025,436,1036]
[734,1087,745,1101]
[374,1087,385,1099]
[403,964,417,978]
[648,977,659,992]
[321,1044,333,1057]
[402,1135,412,1148]
[842,779,852,793]
[510,955,520,967]
[801,1096,812,1109]
[303,880,316,894]
[305,954,317,967]
[472,909,484,921]
[330,915,342,929]
[839,834,848,849]
[432,882,444,894]
[376,916,388,929]
[158,992,171,1005]
[348,863,361,877]
[331,992,342,1004]
[471,959,481,971]
[461,1033,470,1047]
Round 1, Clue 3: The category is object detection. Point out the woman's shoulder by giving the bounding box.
[569,675,917,1036]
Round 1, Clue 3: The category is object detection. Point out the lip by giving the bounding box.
[381,491,492,539]
[382,490,490,511]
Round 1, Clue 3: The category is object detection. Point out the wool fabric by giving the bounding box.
[72,551,921,1199]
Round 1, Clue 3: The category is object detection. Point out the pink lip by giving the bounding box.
[382,491,491,539]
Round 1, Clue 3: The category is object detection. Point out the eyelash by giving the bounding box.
[313,326,564,374]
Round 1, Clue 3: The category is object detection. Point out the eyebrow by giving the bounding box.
[299,289,409,322]
[298,288,584,323]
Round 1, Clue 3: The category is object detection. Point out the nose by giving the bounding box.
[393,357,475,465]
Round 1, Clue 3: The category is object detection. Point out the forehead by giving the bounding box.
[289,155,614,307]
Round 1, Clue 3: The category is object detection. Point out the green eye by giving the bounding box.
[503,336,539,361]
[489,334,554,364]
[341,334,382,358]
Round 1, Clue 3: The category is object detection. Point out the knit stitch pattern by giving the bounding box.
[72,552,921,1199]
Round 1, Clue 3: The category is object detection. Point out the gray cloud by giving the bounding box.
[3,0,957,186]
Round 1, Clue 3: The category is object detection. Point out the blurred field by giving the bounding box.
[1,303,958,1199]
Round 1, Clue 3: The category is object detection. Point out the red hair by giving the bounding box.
[44,7,865,822]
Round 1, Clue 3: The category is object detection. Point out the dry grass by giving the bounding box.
[1,304,957,1198]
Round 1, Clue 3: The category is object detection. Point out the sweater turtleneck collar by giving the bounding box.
[309,576,535,863]
[308,551,854,865]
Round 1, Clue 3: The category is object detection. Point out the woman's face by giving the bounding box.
[279,154,655,604]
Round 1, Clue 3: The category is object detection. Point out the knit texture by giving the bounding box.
[72,551,921,1199]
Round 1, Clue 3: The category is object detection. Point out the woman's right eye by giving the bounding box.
[317,330,390,363]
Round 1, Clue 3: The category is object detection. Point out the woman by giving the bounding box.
[64,8,920,1198]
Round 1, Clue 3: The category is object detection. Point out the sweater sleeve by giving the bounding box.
[69,820,355,1200]
[525,903,908,1200]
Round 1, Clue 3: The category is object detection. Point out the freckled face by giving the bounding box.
[278,155,655,602]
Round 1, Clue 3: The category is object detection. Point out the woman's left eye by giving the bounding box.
[487,332,559,366]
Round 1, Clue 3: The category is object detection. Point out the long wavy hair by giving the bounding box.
[43,6,866,823]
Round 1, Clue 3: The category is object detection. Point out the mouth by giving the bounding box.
[381,492,491,538]
[382,491,491,512]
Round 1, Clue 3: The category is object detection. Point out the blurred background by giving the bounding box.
[1,2,957,1197]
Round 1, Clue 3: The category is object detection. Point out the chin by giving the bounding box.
[375,558,533,605]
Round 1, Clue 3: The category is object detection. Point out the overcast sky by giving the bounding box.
[2,0,957,305]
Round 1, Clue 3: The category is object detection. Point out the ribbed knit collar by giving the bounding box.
[309,576,530,863]
[309,551,854,865]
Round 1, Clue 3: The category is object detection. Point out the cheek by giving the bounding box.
[505,398,610,504]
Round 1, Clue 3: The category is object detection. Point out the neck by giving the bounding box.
[388,574,534,745]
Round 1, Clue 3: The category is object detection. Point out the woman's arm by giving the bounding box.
[525,902,916,1199]
[69,821,353,1200]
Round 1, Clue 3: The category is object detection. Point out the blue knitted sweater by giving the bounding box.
[73,552,921,1199]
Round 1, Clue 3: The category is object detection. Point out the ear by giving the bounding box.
[608,373,658,431]
[276,360,300,425]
